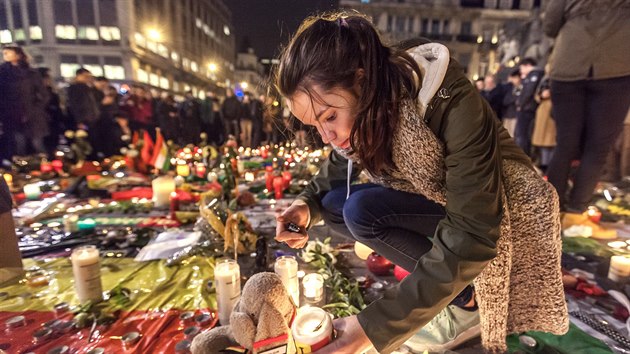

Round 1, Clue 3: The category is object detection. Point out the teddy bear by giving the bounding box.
[191,272,296,354]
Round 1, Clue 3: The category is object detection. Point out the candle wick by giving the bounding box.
[312,315,325,332]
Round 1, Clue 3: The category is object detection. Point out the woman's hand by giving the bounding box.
[275,202,309,248]
[313,315,374,354]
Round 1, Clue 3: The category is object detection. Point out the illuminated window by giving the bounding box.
[159,77,169,89]
[55,25,76,39]
[100,27,121,41]
[195,18,203,29]
[83,64,103,77]
[223,25,230,36]
[203,24,210,35]
[146,40,158,53]
[137,68,149,83]
[14,29,26,41]
[30,26,42,40]
[104,65,125,80]
[60,63,81,78]
[182,58,190,70]
[157,44,168,58]
[78,26,99,40]
[191,61,198,72]
[149,73,159,87]
[134,32,146,47]
[171,51,179,63]
[1,30,13,44]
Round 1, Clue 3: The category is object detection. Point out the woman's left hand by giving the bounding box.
[313,315,374,354]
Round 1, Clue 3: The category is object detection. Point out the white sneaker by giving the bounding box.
[402,305,480,353]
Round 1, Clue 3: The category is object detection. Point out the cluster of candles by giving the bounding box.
[213,255,330,346]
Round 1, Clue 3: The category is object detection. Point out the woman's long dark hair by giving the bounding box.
[2,44,30,68]
[276,11,421,176]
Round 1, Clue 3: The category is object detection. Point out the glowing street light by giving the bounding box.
[208,63,217,72]
[147,28,161,42]
[240,81,249,89]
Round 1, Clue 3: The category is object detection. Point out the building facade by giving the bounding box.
[340,0,545,79]
[234,47,265,98]
[0,0,235,96]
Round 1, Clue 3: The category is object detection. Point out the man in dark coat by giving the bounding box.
[179,91,202,145]
[67,68,99,129]
[221,89,242,142]
[515,58,544,156]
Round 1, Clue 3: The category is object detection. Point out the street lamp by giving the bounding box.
[147,28,161,42]
[208,63,217,72]
[240,81,249,90]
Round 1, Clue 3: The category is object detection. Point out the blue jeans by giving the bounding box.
[320,183,474,307]
[515,110,536,157]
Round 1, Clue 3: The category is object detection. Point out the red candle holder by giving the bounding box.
[40,161,53,173]
[273,176,284,199]
[169,192,180,220]
[52,160,64,173]
[282,171,292,189]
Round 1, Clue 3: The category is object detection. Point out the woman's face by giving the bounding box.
[2,49,19,64]
[288,85,357,149]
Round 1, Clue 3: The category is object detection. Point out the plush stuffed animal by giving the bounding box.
[191,272,296,354]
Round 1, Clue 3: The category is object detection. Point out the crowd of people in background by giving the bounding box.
[0,44,321,167]
[476,57,556,173]
[1,41,628,184]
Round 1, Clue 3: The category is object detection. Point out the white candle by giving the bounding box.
[23,183,41,200]
[214,258,241,325]
[291,306,334,353]
[152,176,175,207]
[275,256,299,306]
[609,255,630,282]
[71,246,103,303]
[303,273,324,304]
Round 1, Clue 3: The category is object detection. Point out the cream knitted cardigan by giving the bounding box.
[355,97,569,352]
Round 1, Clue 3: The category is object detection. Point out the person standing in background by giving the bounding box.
[221,89,242,142]
[240,93,253,147]
[514,58,544,157]
[501,69,521,137]
[0,44,49,159]
[481,74,504,121]
[531,75,555,173]
[250,94,265,148]
[179,91,202,145]
[38,68,66,155]
[67,68,99,131]
[544,0,630,237]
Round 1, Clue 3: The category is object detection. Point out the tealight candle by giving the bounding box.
[291,307,334,353]
[609,255,630,282]
[608,241,627,249]
[244,172,255,182]
[23,183,41,200]
[71,246,103,303]
[302,273,324,304]
[152,176,176,208]
[275,256,299,305]
[214,258,241,325]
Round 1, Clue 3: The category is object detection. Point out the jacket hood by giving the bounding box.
[407,43,451,116]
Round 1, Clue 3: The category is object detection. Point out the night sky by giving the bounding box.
[225,0,340,59]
